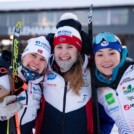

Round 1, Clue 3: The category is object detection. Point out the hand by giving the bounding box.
[0,95,23,121]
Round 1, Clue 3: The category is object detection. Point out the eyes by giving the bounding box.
[55,44,74,49]
[95,48,119,57]
[30,53,46,62]
[31,53,36,57]
[96,52,116,57]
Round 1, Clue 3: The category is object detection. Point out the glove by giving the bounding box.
[0,50,21,70]
[0,50,11,70]
[0,95,23,121]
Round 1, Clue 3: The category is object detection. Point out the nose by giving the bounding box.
[34,58,39,65]
[61,48,68,55]
[103,55,110,62]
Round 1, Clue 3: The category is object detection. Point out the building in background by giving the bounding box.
[0,0,134,59]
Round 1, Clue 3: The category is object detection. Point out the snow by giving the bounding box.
[111,125,118,134]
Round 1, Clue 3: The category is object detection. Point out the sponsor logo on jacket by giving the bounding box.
[120,77,134,85]
[108,106,119,114]
[33,86,41,94]
[47,73,57,80]
[78,94,88,103]
[122,85,134,95]
[105,93,115,105]
[124,103,134,110]
[126,96,134,101]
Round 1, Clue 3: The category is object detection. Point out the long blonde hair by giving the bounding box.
[63,54,84,95]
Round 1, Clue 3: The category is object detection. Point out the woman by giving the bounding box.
[0,36,51,134]
[93,32,134,134]
[38,13,94,134]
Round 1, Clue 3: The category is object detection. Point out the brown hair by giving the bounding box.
[63,54,84,95]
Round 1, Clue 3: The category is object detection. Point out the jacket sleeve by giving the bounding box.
[99,103,115,134]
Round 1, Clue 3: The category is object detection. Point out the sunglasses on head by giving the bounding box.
[93,32,120,44]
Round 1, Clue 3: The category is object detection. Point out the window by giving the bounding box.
[93,9,108,25]
[93,8,129,26]
[111,9,128,25]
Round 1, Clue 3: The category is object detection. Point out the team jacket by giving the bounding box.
[38,55,94,134]
[17,66,43,125]
[96,61,134,134]
[0,66,43,134]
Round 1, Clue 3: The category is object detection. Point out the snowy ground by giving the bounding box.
[111,125,118,134]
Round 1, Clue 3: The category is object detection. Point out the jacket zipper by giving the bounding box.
[20,90,28,125]
[62,81,67,134]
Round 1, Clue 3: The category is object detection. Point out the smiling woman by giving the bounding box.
[95,48,121,78]
[93,32,134,134]
[21,36,51,76]
[35,12,94,134]
[93,32,125,84]
[0,36,51,134]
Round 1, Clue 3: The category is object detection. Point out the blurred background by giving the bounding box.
[0,0,134,61]
[0,0,132,133]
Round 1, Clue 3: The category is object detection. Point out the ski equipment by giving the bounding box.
[88,4,100,134]
[9,21,22,134]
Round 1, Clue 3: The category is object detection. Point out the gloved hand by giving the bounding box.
[0,95,23,121]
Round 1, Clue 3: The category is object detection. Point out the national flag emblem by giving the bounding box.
[38,49,43,54]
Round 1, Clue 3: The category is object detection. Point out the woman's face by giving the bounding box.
[95,48,120,77]
[22,53,47,74]
[54,43,78,72]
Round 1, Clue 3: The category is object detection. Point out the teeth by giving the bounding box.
[29,66,38,71]
[103,65,112,68]
[60,56,70,60]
